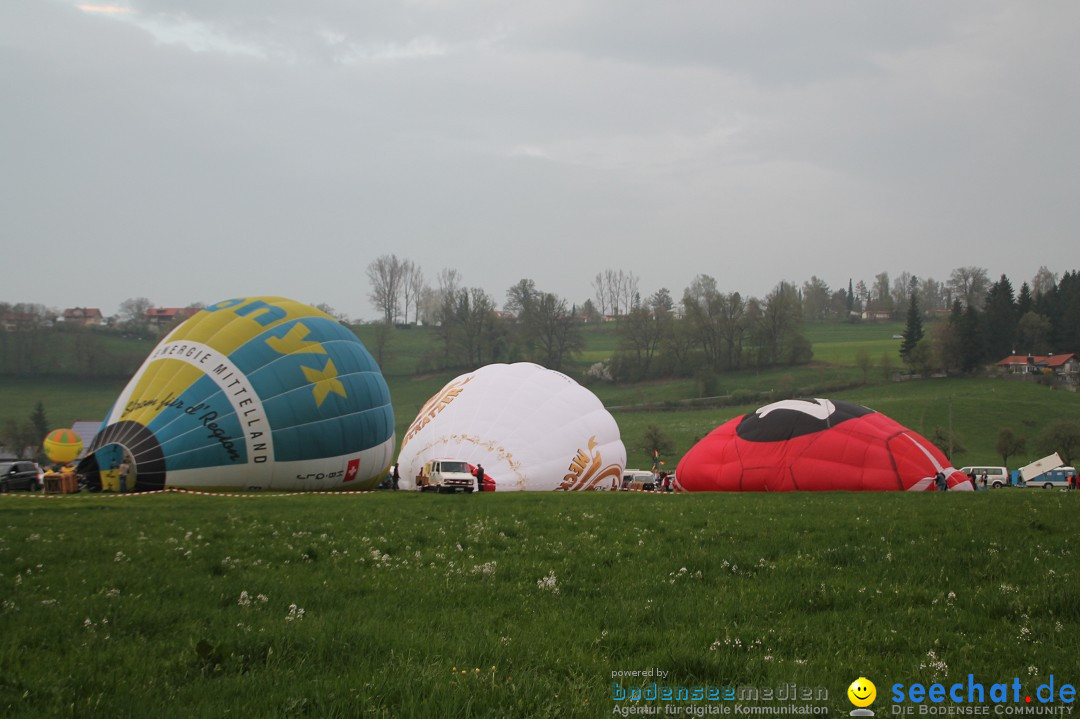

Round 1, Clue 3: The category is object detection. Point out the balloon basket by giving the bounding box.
[44,475,79,494]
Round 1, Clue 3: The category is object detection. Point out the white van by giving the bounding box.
[958,466,1010,489]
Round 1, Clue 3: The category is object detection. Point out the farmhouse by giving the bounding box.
[62,307,106,327]
[145,307,199,330]
[996,353,1079,378]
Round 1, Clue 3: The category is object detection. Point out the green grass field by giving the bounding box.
[1,490,1076,718]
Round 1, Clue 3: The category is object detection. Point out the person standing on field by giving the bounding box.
[475,464,485,493]
[118,460,130,493]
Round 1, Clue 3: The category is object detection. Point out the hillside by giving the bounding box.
[1,321,1076,471]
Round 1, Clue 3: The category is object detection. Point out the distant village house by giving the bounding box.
[996,353,1079,378]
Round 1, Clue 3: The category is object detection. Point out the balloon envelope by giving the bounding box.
[43,428,83,464]
[397,362,625,491]
[79,297,394,491]
[676,398,971,492]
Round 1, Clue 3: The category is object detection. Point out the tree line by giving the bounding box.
[365,255,1079,380]
[898,269,1080,375]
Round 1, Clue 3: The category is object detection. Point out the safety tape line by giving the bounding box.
[1,486,677,499]
[0,488,375,500]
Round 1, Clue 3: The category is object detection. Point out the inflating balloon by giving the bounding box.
[675,398,971,492]
[397,362,625,491]
[43,428,83,464]
[78,297,394,491]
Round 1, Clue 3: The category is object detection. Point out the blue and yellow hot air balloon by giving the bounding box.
[78,297,394,492]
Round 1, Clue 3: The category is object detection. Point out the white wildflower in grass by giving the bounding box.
[286,603,305,622]
[114,551,127,563]
[919,650,948,679]
[470,561,497,576]
[238,591,252,607]
[257,594,268,604]
[537,570,559,593]
[1028,666,1039,677]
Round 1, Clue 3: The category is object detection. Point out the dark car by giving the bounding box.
[0,461,44,492]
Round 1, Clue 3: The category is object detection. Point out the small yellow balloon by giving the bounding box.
[43,429,83,464]
[848,677,876,708]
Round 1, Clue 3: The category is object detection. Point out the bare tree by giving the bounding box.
[618,270,640,316]
[398,259,416,325]
[591,272,609,318]
[947,266,990,308]
[366,255,406,325]
[524,292,583,371]
[118,297,154,325]
[437,268,461,297]
[1031,266,1058,298]
[408,265,426,324]
[505,278,538,316]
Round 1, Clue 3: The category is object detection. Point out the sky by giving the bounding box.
[2,1,1078,322]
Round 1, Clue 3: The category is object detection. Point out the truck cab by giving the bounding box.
[416,460,476,493]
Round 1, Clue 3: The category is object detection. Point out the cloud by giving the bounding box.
[1,1,1077,319]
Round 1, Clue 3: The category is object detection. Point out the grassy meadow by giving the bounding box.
[2,320,1079,717]
[1,490,1078,718]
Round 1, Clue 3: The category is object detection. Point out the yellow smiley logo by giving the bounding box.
[848,677,876,708]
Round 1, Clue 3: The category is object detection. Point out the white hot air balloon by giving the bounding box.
[397,363,625,491]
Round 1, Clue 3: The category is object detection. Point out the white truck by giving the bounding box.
[1019,453,1076,489]
[415,459,476,493]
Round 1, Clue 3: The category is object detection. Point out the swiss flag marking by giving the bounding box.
[344,458,360,482]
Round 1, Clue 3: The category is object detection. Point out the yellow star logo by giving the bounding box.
[302,359,346,406]
[265,323,326,356]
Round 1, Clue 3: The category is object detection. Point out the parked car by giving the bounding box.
[0,461,44,491]
[958,465,1010,489]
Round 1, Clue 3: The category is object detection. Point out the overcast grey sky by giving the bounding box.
[2,1,1077,321]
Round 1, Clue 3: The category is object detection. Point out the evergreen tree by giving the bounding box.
[1016,282,1033,316]
[982,274,1017,357]
[30,401,49,445]
[900,288,924,362]
[958,304,985,372]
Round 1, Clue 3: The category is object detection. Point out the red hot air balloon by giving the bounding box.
[675,399,971,492]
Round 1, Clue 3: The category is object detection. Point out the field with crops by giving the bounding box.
[1,490,1077,718]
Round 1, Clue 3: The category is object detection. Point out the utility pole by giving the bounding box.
[948,396,954,459]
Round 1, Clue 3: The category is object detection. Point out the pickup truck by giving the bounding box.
[415,459,476,493]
